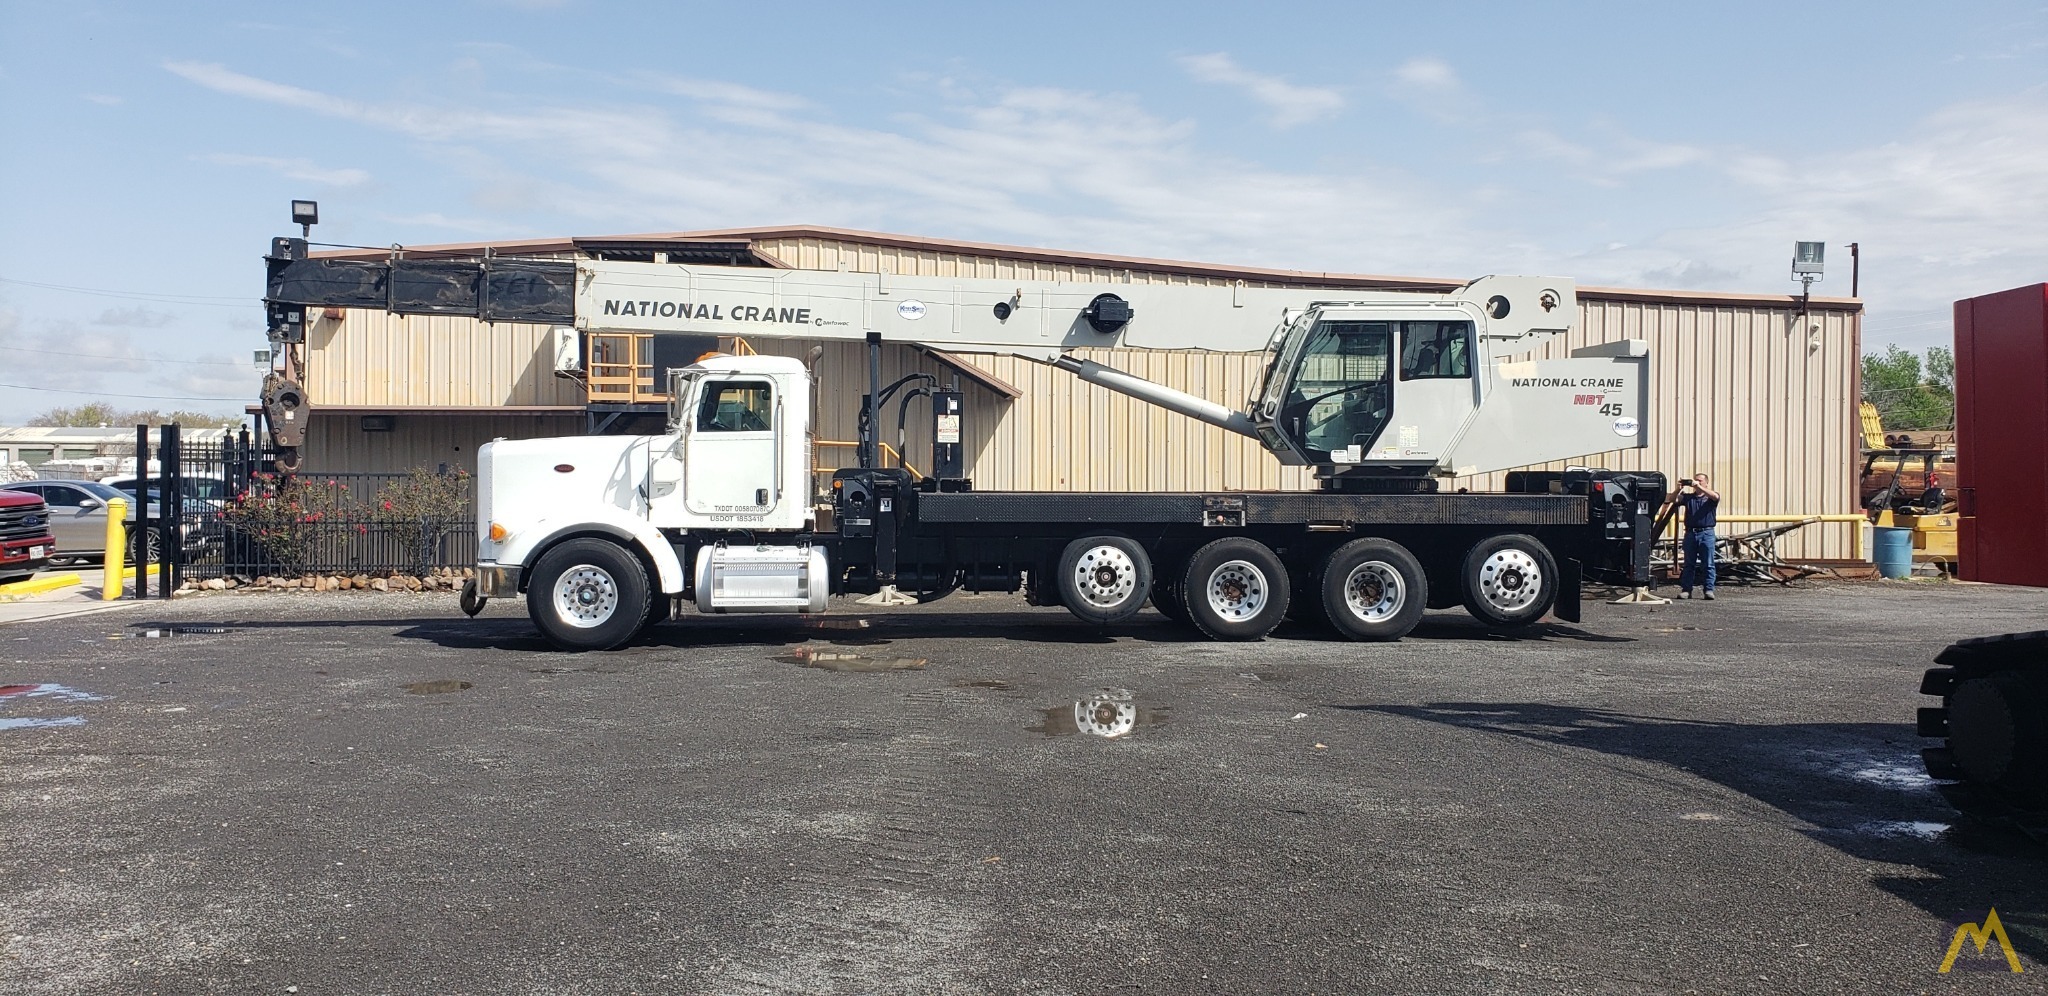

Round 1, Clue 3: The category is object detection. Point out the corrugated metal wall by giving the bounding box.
[750,236,1861,559]
[300,413,584,475]
[304,311,583,408]
[294,234,1861,560]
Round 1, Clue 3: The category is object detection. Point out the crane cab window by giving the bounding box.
[1284,320,1394,460]
[696,381,774,432]
[1400,321,1473,380]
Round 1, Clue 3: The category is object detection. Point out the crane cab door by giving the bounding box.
[683,376,783,519]
[1387,320,1479,463]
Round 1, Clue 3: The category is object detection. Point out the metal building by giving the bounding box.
[296,227,1863,559]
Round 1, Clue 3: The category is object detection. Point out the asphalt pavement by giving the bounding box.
[2,580,2044,995]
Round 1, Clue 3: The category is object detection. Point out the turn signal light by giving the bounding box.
[488,522,508,542]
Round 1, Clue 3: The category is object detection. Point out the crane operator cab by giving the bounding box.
[1250,277,1644,491]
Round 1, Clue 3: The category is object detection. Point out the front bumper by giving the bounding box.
[0,535,55,578]
[477,563,522,598]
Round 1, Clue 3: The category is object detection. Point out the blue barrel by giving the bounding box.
[1874,526,1915,579]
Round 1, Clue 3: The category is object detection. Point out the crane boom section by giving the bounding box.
[574,260,1576,362]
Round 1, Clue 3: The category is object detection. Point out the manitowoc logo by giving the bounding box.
[1940,909,2024,973]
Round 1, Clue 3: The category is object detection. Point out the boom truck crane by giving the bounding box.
[261,238,1667,650]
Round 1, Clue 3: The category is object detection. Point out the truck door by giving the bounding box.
[1390,320,1479,463]
[684,377,782,517]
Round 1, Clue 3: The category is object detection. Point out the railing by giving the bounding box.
[585,333,757,404]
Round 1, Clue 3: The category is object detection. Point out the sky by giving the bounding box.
[0,0,2043,424]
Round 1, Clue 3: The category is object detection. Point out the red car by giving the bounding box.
[0,488,56,585]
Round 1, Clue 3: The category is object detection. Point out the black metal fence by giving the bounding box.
[135,426,476,595]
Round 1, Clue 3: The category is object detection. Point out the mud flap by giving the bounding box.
[1554,558,1583,623]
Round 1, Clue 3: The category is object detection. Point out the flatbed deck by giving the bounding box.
[914,491,1588,527]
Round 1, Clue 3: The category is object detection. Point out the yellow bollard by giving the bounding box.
[102,496,127,600]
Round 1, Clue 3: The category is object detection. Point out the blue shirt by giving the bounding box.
[1682,492,1719,532]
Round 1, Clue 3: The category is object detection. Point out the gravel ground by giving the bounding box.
[1,579,2044,994]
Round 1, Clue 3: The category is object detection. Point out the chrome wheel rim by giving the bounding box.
[553,565,619,628]
[1205,560,1269,620]
[1343,561,1404,623]
[1477,548,1542,612]
[1071,545,1139,608]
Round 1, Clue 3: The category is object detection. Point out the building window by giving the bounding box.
[1399,321,1473,380]
[696,381,774,432]
[61,447,98,460]
[18,447,53,466]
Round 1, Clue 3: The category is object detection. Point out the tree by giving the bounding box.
[27,404,245,430]
[1861,345,1954,431]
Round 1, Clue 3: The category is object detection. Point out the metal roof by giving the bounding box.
[308,223,1863,312]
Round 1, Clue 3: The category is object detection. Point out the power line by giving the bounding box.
[0,344,248,367]
[0,382,250,402]
[0,276,258,310]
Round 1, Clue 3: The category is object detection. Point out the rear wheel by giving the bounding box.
[1460,533,1557,628]
[1183,537,1290,641]
[525,538,651,651]
[1320,538,1427,641]
[1151,576,1189,624]
[1056,535,1152,625]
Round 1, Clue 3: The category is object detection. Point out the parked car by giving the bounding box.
[101,474,231,502]
[0,489,57,585]
[4,479,189,564]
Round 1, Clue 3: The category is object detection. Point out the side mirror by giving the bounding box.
[79,497,103,510]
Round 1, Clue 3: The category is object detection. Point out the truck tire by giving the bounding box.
[1151,577,1189,624]
[525,538,652,651]
[1056,535,1152,625]
[1182,537,1290,641]
[1460,533,1557,628]
[1319,538,1427,641]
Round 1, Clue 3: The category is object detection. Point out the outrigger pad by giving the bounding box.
[1609,586,1671,605]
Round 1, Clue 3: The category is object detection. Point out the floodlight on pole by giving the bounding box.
[1791,240,1826,320]
[291,200,319,238]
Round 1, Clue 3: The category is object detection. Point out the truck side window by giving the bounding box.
[1399,321,1473,380]
[696,381,774,432]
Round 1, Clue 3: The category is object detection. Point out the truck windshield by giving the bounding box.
[1282,320,1393,461]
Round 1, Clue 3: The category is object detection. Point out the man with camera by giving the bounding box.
[1662,472,1722,599]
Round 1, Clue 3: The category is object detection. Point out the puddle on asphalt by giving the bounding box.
[1849,819,1951,840]
[402,680,474,695]
[777,646,928,672]
[0,683,105,730]
[1029,689,1169,739]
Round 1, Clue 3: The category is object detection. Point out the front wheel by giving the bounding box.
[525,538,651,651]
[1320,538,1427,641]
[1182,537,1290,641]
[1460,533,1558,628]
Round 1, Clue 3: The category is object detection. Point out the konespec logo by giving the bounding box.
[1939,909,2024,974]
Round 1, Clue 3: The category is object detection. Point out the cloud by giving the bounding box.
[1393,56,1459,91]
[639,75,810,112]
[198,153,370,187]
[159,59,2048,352]
[93,307,176,328]
[1177,53,1344,129]
[82,93,122,106]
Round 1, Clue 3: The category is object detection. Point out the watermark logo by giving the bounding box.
[1940,909,2024,974]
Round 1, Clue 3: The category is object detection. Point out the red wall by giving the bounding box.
[1955,283,2048,587]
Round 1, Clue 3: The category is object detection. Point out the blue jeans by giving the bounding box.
[1681,529,1716,592]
